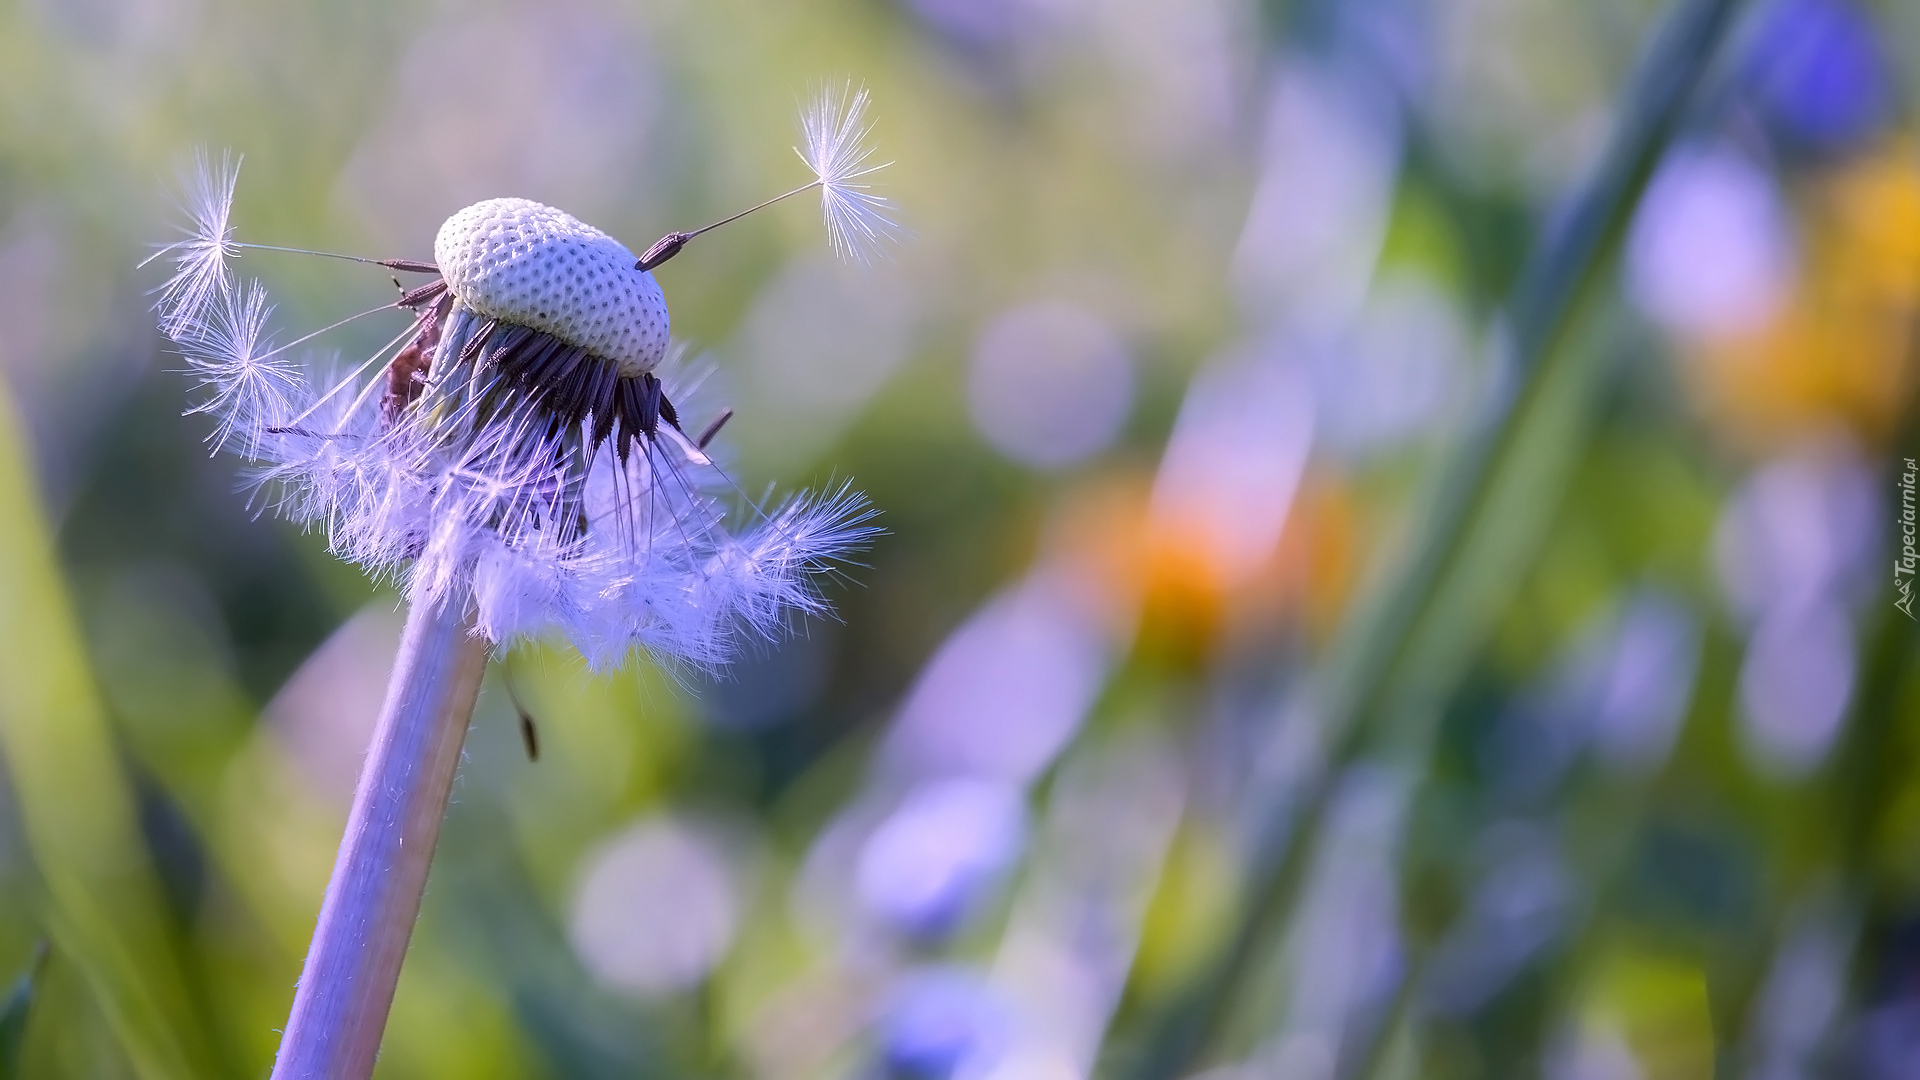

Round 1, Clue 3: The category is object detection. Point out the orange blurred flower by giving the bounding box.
[1044,466,1363,673]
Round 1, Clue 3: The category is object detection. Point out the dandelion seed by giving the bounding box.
[800,82,903,263]
[155,163,880,671]
[177,279,309,458]
[633,84,901,270]
[144,148,241,337]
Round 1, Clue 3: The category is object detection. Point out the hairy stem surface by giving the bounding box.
[272,597,489,1080]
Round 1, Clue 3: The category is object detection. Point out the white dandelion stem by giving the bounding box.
[272,594,489,1080]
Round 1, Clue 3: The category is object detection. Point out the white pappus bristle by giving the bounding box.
[799,83,904,263]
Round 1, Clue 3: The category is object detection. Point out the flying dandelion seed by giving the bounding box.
[154,125,885,672]
[799,82,904,263]
[637,81,901,270]
[144,147,241,337]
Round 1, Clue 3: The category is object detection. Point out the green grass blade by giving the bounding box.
[0,381,214,1079]
[0,941,47,1080]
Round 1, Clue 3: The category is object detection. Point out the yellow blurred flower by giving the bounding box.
[1687,140,1920,447]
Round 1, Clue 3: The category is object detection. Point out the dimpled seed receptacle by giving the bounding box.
[434,197,670,378]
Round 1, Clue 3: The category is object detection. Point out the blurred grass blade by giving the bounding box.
[1109,0,1745,1075]
[0,380,214,1079]
[0,941,47,1080]
[1320,0,1746,797]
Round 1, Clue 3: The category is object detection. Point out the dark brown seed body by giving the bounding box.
[475,316,684,461]
[636,232,691,272]
[382,282,688,463]
[384,286,451,419]
[696,409,733,450]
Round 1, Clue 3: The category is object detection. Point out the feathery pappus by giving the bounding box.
[148,87,900,669]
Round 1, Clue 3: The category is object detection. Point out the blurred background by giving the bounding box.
[0,0,1917,1076]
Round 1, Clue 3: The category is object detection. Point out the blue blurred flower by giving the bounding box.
[1746,0,1893,155]
[880,968,1017,1080]
[1424,824,1572,1014]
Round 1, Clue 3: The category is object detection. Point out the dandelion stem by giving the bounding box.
[272,595,490,1080]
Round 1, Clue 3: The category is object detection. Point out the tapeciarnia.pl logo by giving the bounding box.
[1899,457,1917,620]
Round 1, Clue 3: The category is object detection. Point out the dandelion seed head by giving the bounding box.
[436,197,672,378]
[154,168,878,671]
[799,83,903,263]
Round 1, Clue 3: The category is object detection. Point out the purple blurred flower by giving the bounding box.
[1749,900,1850,1079]
[1855,1000,1920,1080]
[858,778,1027,939]
[1714,445,1877,777]
[568,815,744,995]
[968,303,1133,471]
[881,571,1110,784]
[1588,592,1702,773]
[1483,589,1701,797]
[1626,142,1795,339]
[1739,596,1856,777]
[901,0,1034,51]
[1308,276,1468,461]
[1713,445,1879,625]
[1150,350,1315,587]
[1232,64,1399,328]
[1264,768,1407,1060]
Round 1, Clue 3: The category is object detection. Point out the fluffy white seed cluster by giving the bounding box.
[435,198,670,377]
